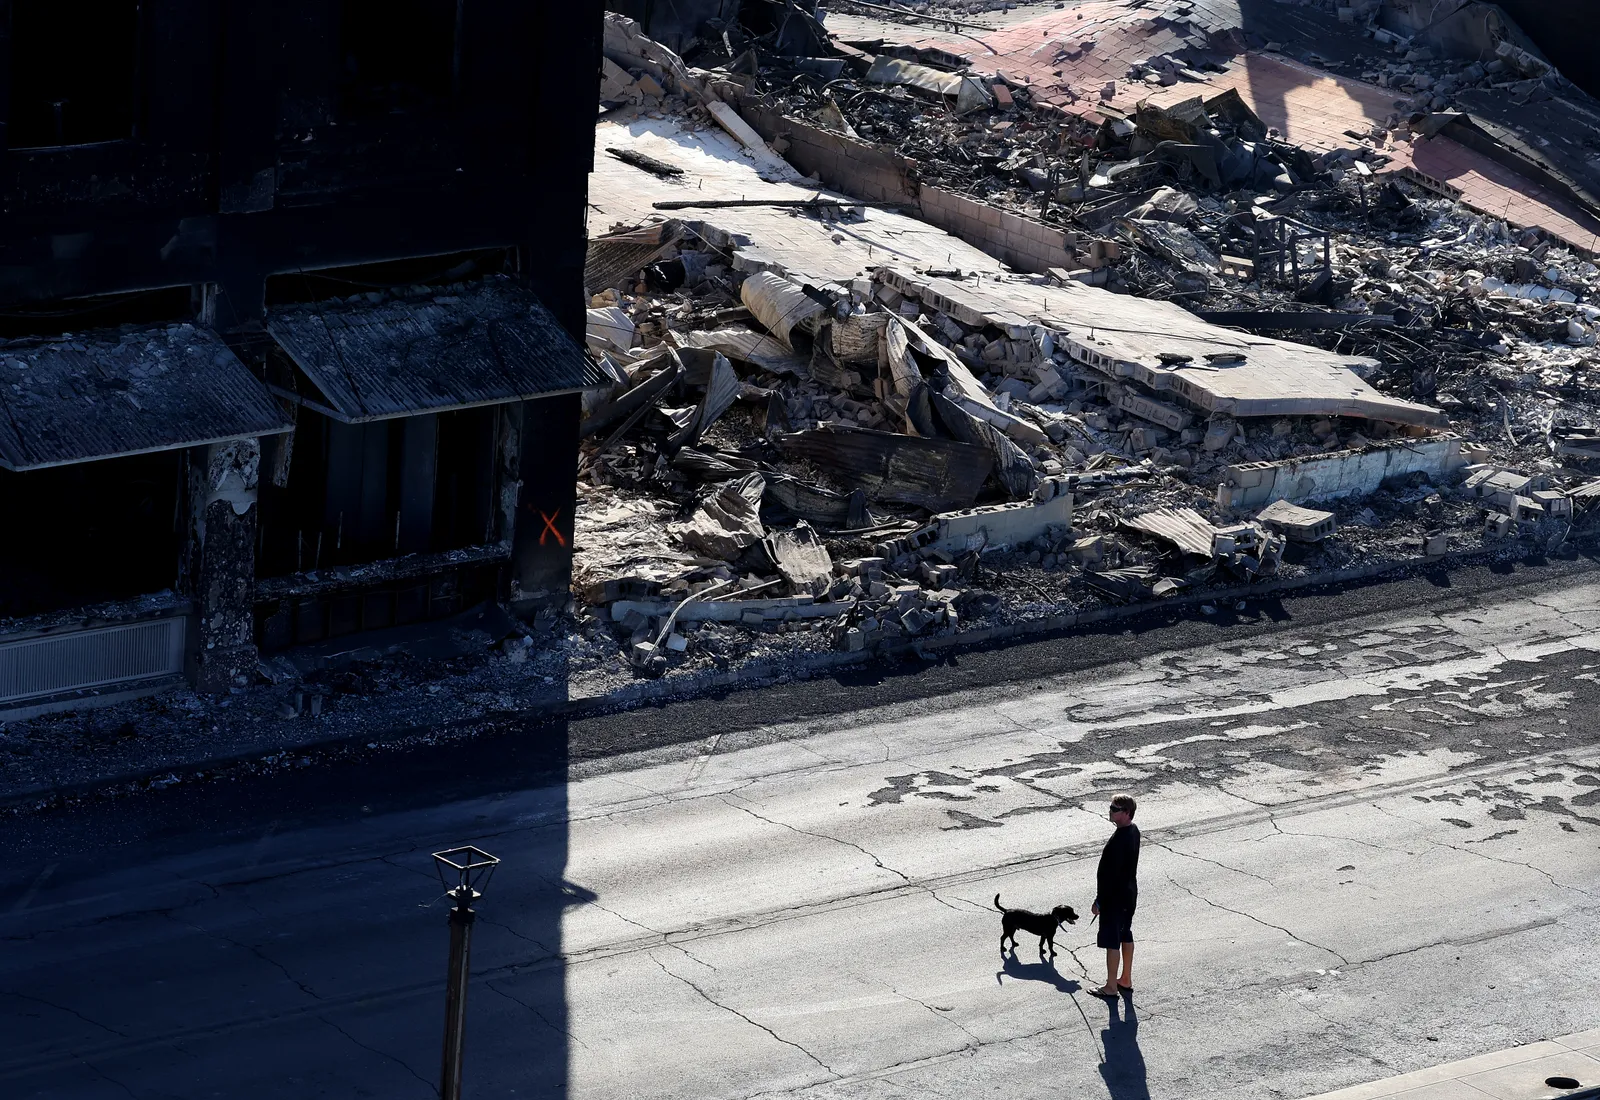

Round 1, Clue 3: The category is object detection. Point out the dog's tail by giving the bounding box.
[994,894,1009,913]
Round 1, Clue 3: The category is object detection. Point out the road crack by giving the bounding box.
[723,795,974,915]
[320,1014,436,1095]
[79,1059,140,1099]
[476,915,555,955]
[1166,875,1350,965]
[1369,803,1600,897]
[484,978,589,1050]
[163,913,322,1001]
[885,986,981,1045]
[1428,840,1600,898]
[1,990,130,1037]
[1149,840,1272,883]
[648,950,838,1077]
[577,895,667,939]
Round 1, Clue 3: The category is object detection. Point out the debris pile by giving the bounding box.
[576,9,1600,677]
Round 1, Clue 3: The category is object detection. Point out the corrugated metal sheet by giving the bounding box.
[585,237,673,296]
[0,618,187,704]
[777,425,992,512]
[0,324,291,471]
[1123,507,1219,557]
[267,275,608,423]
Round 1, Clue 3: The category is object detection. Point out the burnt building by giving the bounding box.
[0,0,604,715]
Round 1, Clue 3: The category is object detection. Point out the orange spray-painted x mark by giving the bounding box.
[537,508,566,547]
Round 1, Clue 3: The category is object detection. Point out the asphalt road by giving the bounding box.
[2,559,1599,1099]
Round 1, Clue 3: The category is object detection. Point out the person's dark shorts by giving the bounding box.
[1097,908,1134,949]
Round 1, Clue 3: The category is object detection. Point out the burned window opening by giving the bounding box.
[0,286,196,341]
[263,249,512,307]
[256,405,501,579]
[0,450,183,619]
[254,559,500,652]
[8,0,141,149]
[338,0,461,119]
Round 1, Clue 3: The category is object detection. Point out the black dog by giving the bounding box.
[995,894,1079,957]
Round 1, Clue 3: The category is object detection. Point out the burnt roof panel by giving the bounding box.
[266,276,606,422]
[0,323,292,471]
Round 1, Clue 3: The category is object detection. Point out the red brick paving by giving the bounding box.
[851,0,1599,250]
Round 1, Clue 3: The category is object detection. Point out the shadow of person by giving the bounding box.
[995,951,1081,994]
[1099,992,1150,1100]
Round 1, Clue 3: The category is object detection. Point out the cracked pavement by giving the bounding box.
[1,571,1599,1097]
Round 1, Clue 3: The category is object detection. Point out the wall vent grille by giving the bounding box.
[0,618,186,704]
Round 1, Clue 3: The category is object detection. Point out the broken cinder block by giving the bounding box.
[1065,535,1106,565]
[1532,489,1572,518]
[1256,499,1337,543]
[616,607,650,631]
[918,493,1074,556]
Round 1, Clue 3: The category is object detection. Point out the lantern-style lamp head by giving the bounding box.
[432,846,499,910]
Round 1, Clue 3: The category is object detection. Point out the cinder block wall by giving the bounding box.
[914,185,1075,274]
[738,103,1074,274]
[1219,438,1465,509]
[739,105,918,205]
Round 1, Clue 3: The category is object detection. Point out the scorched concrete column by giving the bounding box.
[186,439,262,692]
[509,392,581,617]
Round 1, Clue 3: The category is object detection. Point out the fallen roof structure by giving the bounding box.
[597,119,1447,428]
[1122,507,1220,558]
[880,268,1448,428]
[776,425,994,512]
[590,116,1004,285]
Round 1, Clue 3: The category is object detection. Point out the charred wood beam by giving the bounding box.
[578,359,684,440]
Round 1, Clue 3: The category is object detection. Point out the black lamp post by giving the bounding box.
[432,845,500,1100]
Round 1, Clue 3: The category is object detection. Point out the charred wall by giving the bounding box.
[607,0,739,55]
[0,0,602,696]
[0,0,600,332]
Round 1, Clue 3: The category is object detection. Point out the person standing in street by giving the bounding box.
[1091,794,1140,999]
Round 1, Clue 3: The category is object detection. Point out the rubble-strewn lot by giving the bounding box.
[8,3,1600,794]
[575,9,1600,678]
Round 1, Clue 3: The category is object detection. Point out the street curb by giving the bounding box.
[1,542,1581,812]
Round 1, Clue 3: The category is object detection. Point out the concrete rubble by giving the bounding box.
[565,6,1600,677]
[18,6,1600,776]
[29,0,1600,759]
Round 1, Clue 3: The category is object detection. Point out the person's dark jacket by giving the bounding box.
[1096,823,1141,914]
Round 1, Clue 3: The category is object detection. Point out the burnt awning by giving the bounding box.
[0,323,292,472]
[265,275,608,423]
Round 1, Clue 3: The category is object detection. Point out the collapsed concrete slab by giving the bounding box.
[879,268,1448,429]
[1217,436,1471,510]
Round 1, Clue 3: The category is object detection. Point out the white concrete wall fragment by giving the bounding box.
[925,493,1074,554]
[1217,436,1467,509]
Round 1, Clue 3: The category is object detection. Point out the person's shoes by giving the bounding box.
[1089,986,1119,999]
[1117,983,1133,994]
